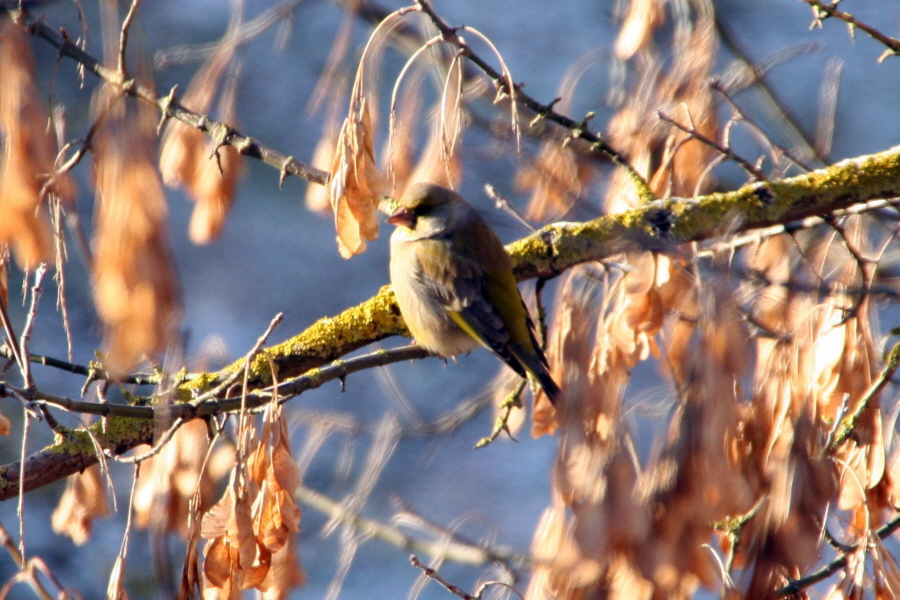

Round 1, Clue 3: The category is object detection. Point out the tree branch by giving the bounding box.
[174,143,900,399]
[413,0,654,201]
[21,10,329,186]
[5,4,900,503]
[803,0,900,60]
[774,512,900,596]
[0,344,429,499]
[4,145,897,499]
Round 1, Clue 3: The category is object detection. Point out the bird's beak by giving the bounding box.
[386,206,414,228]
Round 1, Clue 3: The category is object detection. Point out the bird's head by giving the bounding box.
[383,182,473,239]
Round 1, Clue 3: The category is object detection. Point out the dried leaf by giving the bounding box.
[615,0,666,60]
[203,535,236,590]
[271,418,301,493]
[259,535,305,600]
[92,88,180,373]
[0,21,75,268]
[254,483,299,553]
[201,405,302,597]
[106,553,129,600]
[160,122,206,192]
[606,0,718,208]
[134,419,228,537]
[187,79,244,244]
[177,501,203,600]
[202,484,235,540]
[330,97,384,257]
[253,409,302,553]
[160,44,244,244]
[159,43,232,188]
[202,490,271,594]
[51,465,110,545]
[306,111,341,214]
[188,136,243,244]
[228,490,256,572]
[516,140,590,222]
[528,268,650,600]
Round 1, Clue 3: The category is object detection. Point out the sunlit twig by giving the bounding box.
[803,0,900,61]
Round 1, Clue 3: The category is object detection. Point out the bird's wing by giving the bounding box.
[415,237,561,401]
[414,238,529,379]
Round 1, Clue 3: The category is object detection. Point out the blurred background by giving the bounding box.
[1,0,899,598]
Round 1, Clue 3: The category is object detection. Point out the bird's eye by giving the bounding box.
[413,204,432,216]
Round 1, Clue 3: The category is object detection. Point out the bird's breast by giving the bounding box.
[390,241,479,357]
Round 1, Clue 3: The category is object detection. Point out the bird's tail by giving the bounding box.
[512,346,561,404]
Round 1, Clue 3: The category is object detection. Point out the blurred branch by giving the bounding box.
[711,79,815,174]
[716,18,827,167]
[153,0,305,68]
[296,484,529,569]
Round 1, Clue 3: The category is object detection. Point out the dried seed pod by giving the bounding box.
[0,22,75,268]
[92,88,180,373]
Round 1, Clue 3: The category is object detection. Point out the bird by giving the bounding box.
[385,181,560,403]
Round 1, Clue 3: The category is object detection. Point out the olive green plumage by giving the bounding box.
[386,182,560,402]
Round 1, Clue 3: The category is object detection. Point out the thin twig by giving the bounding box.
[485,184,535,233]
[803,0,900,61]
[17,406,30,561]
[474,378,525,449]
[657,109,767,181]
[410,555,476,600]
[0,344,432,422]
[413,0,654,203]
[392,497,523,580]
[0,523,63,600]
[18,265,48,389]
[189,312,284,405]
[20,12,329,186]
[711,79,814,174]
[116,0,142,76]
[829,332,900,450]
[40,94,119,206]
[0,296,23,378]
[49,197,73,362]
[113,418,186,464]
[775,512,900,596]
[8,351,157,386]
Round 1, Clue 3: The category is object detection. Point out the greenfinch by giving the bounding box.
[386,182,560,402]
